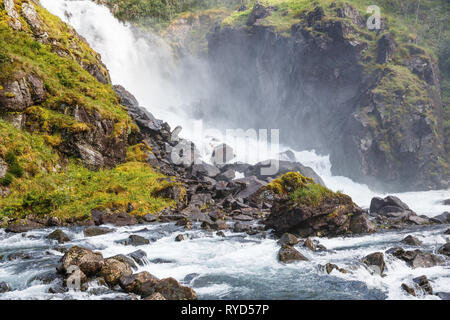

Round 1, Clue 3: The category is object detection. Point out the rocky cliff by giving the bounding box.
[205,1,449,192]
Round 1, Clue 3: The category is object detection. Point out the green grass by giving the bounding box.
[264,172,337,207]
[0,161,176,220]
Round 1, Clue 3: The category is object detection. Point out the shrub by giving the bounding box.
[0,173,13,186]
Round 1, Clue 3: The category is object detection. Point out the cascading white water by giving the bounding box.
[0,0,448,301]
[40,0,449,216]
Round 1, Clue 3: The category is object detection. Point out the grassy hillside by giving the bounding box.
[0,0,175,225]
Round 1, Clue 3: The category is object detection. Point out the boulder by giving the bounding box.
[432,212,450,224]
[438,243,450,257]
[191,162,220,178]
[369,196,411,216]
[349,213,376,234]
[446,229,450,235]
[175,234,185,242]
[128,250,148,266]
[387,248,445,268]
[233,176,267,201]
[0,281,10,293]
[119,235,150,246]
[322,263,347,274]
[278,245,308,263]
[210,220,228,230]
[278,233,299,246]
[436,292,450,300]
[303,238,316,251]
[442,199,450,205]
[92,210,138,226]
[6,218,44,233]
[233,221,251,233]
[99,258,133,286]
[64,268,88,289]
[401,235,422,246]
[413,275,433,295]
[119,271,158,295]
[109,254,137,270]
[29,271,59,285]
[141,277,197,300]
[216,169,236,182]
[244,160,325,186]
[83,226,113,237]
[362,252,385,275]
[59,246,104,276]
[47,229,71,243]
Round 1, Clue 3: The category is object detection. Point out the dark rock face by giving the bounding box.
[0,74,46,112]
[265,193,372,237]
[278,245,308,263]
[206,6,447,192]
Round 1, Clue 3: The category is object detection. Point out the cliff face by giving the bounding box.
[206,2,448,191]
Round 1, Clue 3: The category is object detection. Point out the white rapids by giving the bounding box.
[0,0,446,300]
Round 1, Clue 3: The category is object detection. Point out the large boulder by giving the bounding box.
[99,258,133,286]
[362,252,385,275]
[47,229,70,243]
[119,271,158,295]
[141,277,198,300]
[370,196,412,216]
[264,173,369,237]
[6,218,44,233]
[278,245,308,263]
[401,235,422,246]
[438,243,450,257]
[387,248,445,268]
[59,246,104,276]
[83,226,113,237]
[413,275,433,295]
[91,210,138,226]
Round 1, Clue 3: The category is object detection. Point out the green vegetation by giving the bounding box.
[0,161,175,220]
[264,172,337,207]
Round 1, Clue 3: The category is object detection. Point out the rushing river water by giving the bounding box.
[0,0,448,300]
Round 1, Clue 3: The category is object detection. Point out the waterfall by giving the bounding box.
[40,0,449,215]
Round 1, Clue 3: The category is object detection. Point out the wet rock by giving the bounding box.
[185,209,214,225]
[278,233,299,246]
[121,235,150,246]
[100,258,133,286]
[59,246,104,276]
[278,245,308,263]
[438,243,450,257]
[119,271,158,295]
[47,229,71,243]
[303,238,316,251]
[216,231,226,237]
[48,284,68,294]
[144,292,167,300]
[83,226,113,237]
[7,251,32,261]
[0,282,10,293]
[362,252,385,275]
[413,275,433,295]
[93,210,138,226]
[64,268,88,288]
[29,271,60,285]
[445,229,450,235]
[401,283,416,296]
[6,219,44,233]
[433,212,450,224]
[369,196,412,216]
[110,254,137,269]
[210,220,228,230]
[322,263,347,274]
[233,214,253,221]
[388,248,445,268]
[128,250,147,266]
[233,221,251,233]
[436,292,450,300]
[141,277,197,300]
[349,213,376,234]
[401,235,422,246]
[141,214,157,223]
[175,234,185,242]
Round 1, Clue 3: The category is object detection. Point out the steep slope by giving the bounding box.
[0,0,175,225]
